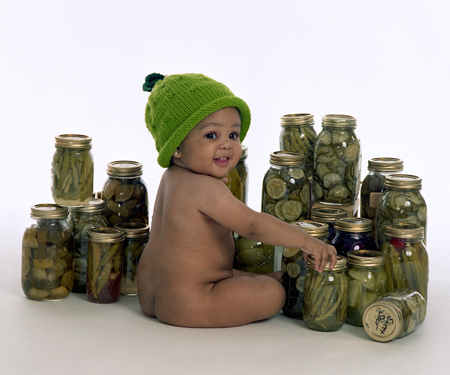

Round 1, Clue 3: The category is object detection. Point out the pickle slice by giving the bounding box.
[282,247,301,260]
[274,201,286,220]
[286,262,301,278]
[266,178,287,199]
[296,276,305,292]
[281,200,302,221]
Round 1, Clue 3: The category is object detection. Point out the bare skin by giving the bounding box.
[137,107,337,328]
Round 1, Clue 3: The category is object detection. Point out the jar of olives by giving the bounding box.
[279,113,317,179]
[233,236,275,274]
[362,289,426,342]
[102,161,149,226]
[114,222,150,296]
[281,221,329,320]
[360,158,404,237]
[303,255,347,331]
[51,134,94,206]
[21,204,74,301]
[312,114,361,205]
[310,206,348,242]
[380,223,428,301]
[375,174,427,247]
[69,198,109,293]
[346,250,387,326]
[225,145,248,204]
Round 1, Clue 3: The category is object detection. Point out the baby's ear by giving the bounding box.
[173,148,181,159]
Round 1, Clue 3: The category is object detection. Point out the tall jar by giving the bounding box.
[87,227,124,303]
[21,204,74,301]
[346,250,387,326]
[51,134,94,206]
[69,198,109,293]
[303,256,347,332]
[331,217,378,257]
[375,174,427,247]
[114,222,150,296]
[312,114,361,205]
[225,144,248,204]
[102,160,149,226]
[279,113,317,179]
[380,223,428,301]
[360,157,404,237]
[310,206,347,243]
[362,289,426,342]
[233,236,274,274]
[281,221,329,320]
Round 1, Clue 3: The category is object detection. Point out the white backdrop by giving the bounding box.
[1,1,448,281]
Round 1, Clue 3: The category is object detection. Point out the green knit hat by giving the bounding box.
[143,73,251,168]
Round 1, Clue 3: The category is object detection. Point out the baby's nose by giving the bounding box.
[220,138,232,148]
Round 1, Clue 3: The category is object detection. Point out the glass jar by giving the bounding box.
[380,223,428,301]
[310,206,348,243]
[312,114,361,205]
[51,134,94,206]
[303,255,347,331]
[331,217,378,257]
[281,221,329,320]
[21,204,74,301]
[262,151,310,223]
[279,113,317,179]
[102,160,149,226]
[362,289,426,342]
[360,158,404,237]
[346,250,387,326]
[375,174,427,247]
[114,222,150,296]
[87,227,124,303]
[225,145,248,204]
[69,198,109,293]
[233,236,274,273]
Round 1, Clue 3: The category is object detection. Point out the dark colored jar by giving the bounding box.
[310,206,348,243]
[331,217,377,257]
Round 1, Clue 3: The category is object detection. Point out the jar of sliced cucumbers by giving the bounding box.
[233,236,275,273]
[225,145,248,204]
[310,206,348,242]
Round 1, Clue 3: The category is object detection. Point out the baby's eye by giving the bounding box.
[229,132,240,140]
[205,132,216,139]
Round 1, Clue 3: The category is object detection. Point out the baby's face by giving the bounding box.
[173,107,242,178]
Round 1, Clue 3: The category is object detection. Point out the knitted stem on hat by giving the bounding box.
[143,73,165,92]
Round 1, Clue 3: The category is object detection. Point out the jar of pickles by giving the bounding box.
[233,236,274,273]
[375,174,427,247]
[21,204,74,301]
[281,221,329,319]
[303,255,347,331]
[87,227,124,303]
[102,161,149,226]
[279,113,317,179]
[362,289,426,342]
[346,250,387,326]
[360,158,404,237]
[331,217,378,257]
[310,206,348,242]
[69,198,109,293]
[262,151,310,222]
[380,223,428,301]
[114,222,150,296]
[312,114,361,205]
[225,145,248,204]
[51,134,94,206]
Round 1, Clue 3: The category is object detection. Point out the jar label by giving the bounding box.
[369,192,382,208]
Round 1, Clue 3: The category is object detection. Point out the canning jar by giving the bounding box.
[262,151,310,223]
[102,160,149,226]
[114,222,150,295]
[331,217,378,257]
[346,250,387,326]
[281,221,329,319]
[233,236,274,273]
[380,223,428,301]
[360,158,403,237]
[69,198,109,293]
[225,145,248,204]
[375,174,427,247]
[312,114,361,205]
[21,204,74,301]
[87,227,124,303]
[310,206,348,242]
[279,113,317,179]
[303,256,347,331]
[362,289,426,342]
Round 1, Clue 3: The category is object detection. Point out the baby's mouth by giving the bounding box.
[214,157,230,166]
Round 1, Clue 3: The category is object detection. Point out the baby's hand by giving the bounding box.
[302,236,337,273]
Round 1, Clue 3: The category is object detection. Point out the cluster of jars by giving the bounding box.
[21,134,149,303]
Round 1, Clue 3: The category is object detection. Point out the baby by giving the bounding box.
[137,73,337,328]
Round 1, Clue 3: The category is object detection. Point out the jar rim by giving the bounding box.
[368,157,404,172]
[307,255,347,271]
[347,250,385,267]
[114,222,150,238]
[107,160,143,177]
[30,204,69,219]
[269,151,304,166]
[291,220,329,237]
[280,113,314,126]
[69,198,105,214]
[334,217,372,233]
[322,114,357,128]
[55,134,92,149]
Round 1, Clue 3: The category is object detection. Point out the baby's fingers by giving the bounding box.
[315,252,329,273]
[327,245,337,270]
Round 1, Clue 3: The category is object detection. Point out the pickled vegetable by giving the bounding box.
[225,151,248,204]
[234,236,274,273]
[121,236,148,295]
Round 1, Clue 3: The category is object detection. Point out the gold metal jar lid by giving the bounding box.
[363,300,403,342]
[107,160,143,177]
[55,134,92,149]
[114,222,150,238]
[385,174,422,190]
[240,145,248,160]
[322,114,357,128]
[307,255,347,271]
[87,227,124,243]
[334,217,372,233]
[310,207,348,223]
[347,250,385,267]
[291,220,329,237]
[368,157,404,172]
[69,198,105,214]
[30,204,69,219]
[280,113,314,126]
[385,223,424,239]
[269,151,304,166]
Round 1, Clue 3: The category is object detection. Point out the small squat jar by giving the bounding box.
[225,145,249,204]
[233,236,274,274]
[87,227,124,303]
[51,134,94,206]
[102,160,149,226]
[303,256,347,332]
[114,222,150,296]
[363,289,426,342]
[21,204,74,301]
[281,221,329,320]
[310,206,348,243]
[346,250,387,326]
